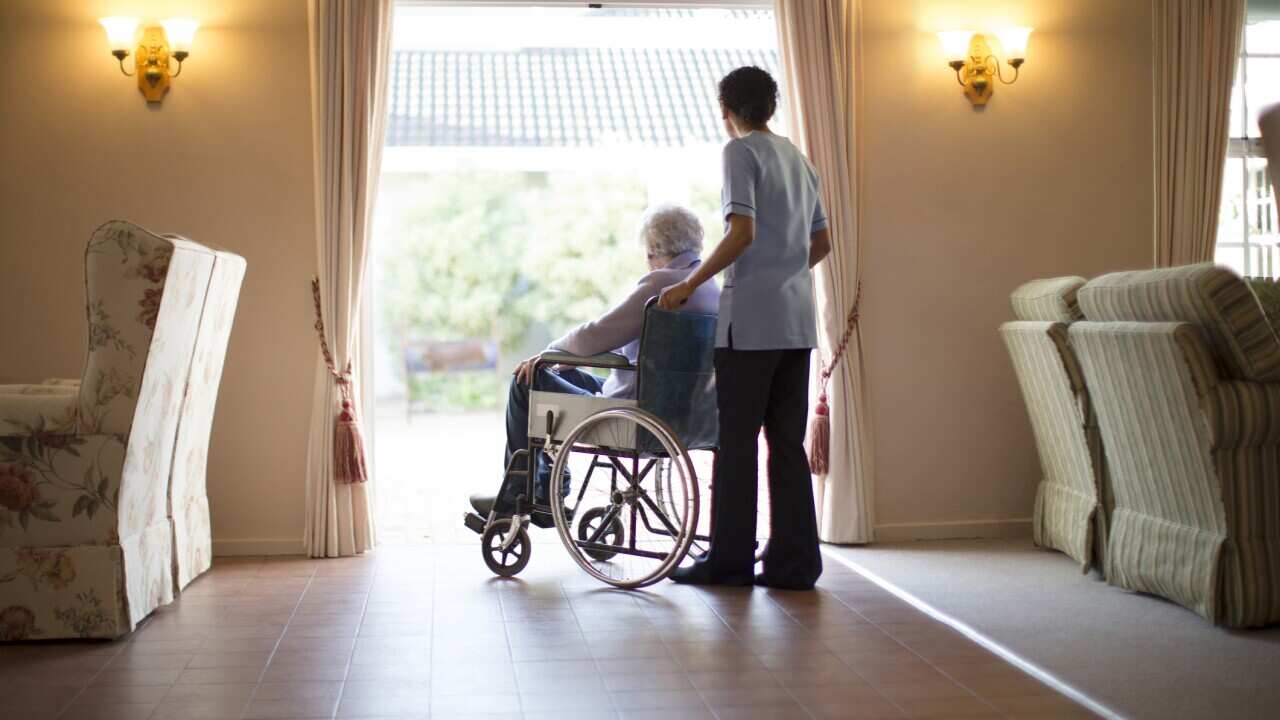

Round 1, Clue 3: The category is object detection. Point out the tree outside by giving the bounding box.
[374,170,723,412]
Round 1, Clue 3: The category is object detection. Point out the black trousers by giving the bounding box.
[704,347,823,586]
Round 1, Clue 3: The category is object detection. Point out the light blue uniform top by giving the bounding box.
[717,131,827,350]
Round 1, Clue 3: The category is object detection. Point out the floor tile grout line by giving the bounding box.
[761,585,917,719]
[51,630,128,717]
[826,590,1008,718]
[793,572,1002,716]
[329,562,378,719]
[684,585,820,720]
[242,559,320,717]
[821,547,1121,720]
[439,548,519,715]
[562,579,692,718]
[54,559,265,720]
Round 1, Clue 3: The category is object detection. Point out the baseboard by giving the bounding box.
[872,518,1032,543]
[212,538,306,557]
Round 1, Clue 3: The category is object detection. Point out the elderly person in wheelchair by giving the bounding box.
[469,204,720,526]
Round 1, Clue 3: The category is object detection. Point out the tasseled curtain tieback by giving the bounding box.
[312,277,370,485]
[809,282,861,476]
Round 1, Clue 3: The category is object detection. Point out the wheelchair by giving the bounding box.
[463,299,719,589]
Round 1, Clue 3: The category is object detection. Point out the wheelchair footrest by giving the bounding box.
[463,512,486,535]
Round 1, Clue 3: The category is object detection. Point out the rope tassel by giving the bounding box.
[332,387,369,485]
[808,391,831,475]
[808,282,860,477]
[313,278,369,485]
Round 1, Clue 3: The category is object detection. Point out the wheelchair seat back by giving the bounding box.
[635,300,719,454]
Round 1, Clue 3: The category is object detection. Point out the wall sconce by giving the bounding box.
[100,17,198,103]
[937,27,1032,106]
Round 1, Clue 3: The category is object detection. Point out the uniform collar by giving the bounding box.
[664,251,700,270]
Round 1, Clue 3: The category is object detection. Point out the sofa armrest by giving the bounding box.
[1205,381,1280,448]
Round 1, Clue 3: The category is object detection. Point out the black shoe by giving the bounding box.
[668,559,753,586]
[754,572,817,591]
[469,494,497,516]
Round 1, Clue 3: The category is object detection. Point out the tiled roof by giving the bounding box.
[386,47,780,147]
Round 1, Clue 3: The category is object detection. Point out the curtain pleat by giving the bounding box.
[1153,0,1246,267]
[304,0,393,558]
[775,0,874,544]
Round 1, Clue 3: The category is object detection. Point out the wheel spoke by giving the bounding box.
[548,407,698,588]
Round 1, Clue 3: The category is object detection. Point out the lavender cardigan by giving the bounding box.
[547,251,720,398]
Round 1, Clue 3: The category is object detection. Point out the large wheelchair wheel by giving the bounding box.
[655,457,769,564]
[548,407,698,589]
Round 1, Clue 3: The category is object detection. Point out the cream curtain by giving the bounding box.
[304,0,393,557]
[1154,0,1246,266]
[776,0,873,544]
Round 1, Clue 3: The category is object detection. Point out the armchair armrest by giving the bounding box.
[537,351,634,371]
[0,391,78,436]
[1205,381,1280,448]
[0,384,77,396]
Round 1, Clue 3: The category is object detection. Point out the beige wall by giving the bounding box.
[0,0,1155,551]
[859,0,1153,539]
[0,0,316,554]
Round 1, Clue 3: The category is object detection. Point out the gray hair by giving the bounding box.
[638,204,704,260]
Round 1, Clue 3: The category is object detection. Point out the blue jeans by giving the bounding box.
[499,367,604,511]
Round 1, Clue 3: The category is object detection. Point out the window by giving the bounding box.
[371,5,781,542]
[1216,16,1280,276]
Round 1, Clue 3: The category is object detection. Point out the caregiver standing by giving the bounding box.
[658,66,831,590]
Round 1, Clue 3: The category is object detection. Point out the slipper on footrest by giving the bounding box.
[469,494,497,516]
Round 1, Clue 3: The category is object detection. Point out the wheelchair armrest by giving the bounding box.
[537,351,634,371]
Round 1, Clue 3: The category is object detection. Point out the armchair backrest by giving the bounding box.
[635,301,718,454]
[1001,277,1103,569]
[1079,264,1280,383]
[1010,276,1086,323]
[168,243,245,589]
[77,221,216,540]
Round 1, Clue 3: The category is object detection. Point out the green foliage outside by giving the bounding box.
[377,170,723,411]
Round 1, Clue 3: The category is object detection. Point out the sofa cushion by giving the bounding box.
[1079,263,1280,383]
[1011,277,1086,323]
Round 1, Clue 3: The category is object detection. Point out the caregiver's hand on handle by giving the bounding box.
[658,281,693,310]
[659,214,756,311]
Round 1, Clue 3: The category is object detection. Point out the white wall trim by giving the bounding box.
[872,518,1032,543]
[213,538,306,557]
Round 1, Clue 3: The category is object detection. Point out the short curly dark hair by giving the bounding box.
[718,66,778,128]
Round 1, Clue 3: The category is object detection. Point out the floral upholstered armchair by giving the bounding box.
[0,221,244,639]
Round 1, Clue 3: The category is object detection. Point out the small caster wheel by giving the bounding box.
[578,506,626,562]
[482,518,531,577]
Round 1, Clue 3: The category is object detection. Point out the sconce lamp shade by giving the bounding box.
[994,26,1033,59]
[99,17,139,52]
[937,30,975,61]
[161,18,199,53]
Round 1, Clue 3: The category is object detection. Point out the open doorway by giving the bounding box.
[369,4,781,544]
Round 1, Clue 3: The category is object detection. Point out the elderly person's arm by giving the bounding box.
[548,281,655,358]
[513,277,661,386]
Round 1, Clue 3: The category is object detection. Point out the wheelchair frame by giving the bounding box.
[463,302,719,589]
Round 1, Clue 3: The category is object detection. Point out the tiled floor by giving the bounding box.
[1,543,1097,720]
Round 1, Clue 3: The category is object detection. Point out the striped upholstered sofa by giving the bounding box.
[1001,278,1109,572]
[1070,264,1280,628]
